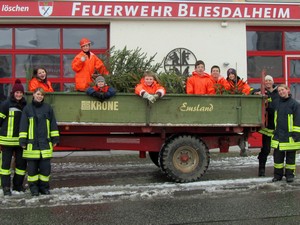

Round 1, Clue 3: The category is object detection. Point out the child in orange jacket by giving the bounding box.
[135,71,166,103]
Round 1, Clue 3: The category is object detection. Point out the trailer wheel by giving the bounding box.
[148,152,159,167]
[159,135,210,183]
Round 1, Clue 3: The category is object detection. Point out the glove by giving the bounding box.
[143,92,156,103]
[154,94,160,100]
[80,56,86,62]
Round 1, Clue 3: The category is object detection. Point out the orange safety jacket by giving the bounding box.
[135,78,166,96]
[186,71,215,95]
[28,78,54,92]
[72,51,109,91]
[210,76,231,94]
[226,77,251,95]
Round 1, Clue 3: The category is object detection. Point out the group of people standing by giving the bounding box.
[0,81,59,196]
[0,37,299,197]
[253,76,300,183]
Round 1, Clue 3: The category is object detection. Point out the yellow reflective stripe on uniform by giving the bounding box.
[286,164,296,170]
[259,128,274,137]
[28,174,39,182]
[271,139,279,148]
[0,112,6,119]
[15,168,26,176]
[46,119,50,138]
[293,126,300,132]
[274,163,284,169]
[28,117,34,140]
[50,130,59,137]
[39,174,50,182]
[19,132,28,138]
[7,110,15,137]
[288,114,293,132]
[41,149,53,158]
[0,168,11,175]
[0,136,20,145]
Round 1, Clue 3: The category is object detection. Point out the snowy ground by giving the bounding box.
[1,150,300,209]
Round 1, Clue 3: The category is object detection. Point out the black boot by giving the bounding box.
[39,181,50,195]
[29,182,40,196]
[258,167,265,177]
[258,157,267,177]
[3,187,12,196]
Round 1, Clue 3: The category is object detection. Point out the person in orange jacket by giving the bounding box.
[28,67,54,92]
[72,38,109,91]
[186,60,215,95]
[135,71,166,103]
[226,68,251,95]
[210,65,230,94]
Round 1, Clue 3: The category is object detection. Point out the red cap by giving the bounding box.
[80,38,91,47]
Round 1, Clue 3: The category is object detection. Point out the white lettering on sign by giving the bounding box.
[81,101,119,111]
[2,4,29,12]
[71,2,173,17]
[180,102,214,112]
[177,4,290,19]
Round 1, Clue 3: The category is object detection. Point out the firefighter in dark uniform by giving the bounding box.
[0,79,27,196]
[253,75,279,176]
[271,84,300,183]
[19,87,59,196]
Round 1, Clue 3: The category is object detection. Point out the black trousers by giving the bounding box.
[273,148,296,178]
[27,159,51,191]
[258,134,271,166]
[1,146,27,188]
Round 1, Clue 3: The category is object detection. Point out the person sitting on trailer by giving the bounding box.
[72,38,109,92]
[28,67,54,92]
[226,68,251,95]
[135,71,166,103]
[86,75,116,102]
[186,60,215,95]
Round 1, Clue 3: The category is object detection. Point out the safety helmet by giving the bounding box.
[80,38,91,47]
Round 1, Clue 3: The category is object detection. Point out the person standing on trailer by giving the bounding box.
[135,71,166,103]
[252,75,279,176]
[271,84,300,183]
[28,67,54,92]
[186,60,215,95]
[0,79,27,196]
[72,38,109,91]
[19,88,59,196]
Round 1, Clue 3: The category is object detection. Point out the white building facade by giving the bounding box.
[0,0,300,99]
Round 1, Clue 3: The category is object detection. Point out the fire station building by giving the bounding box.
[0,0,300,100]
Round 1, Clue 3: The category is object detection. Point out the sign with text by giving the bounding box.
[0,1,300,20]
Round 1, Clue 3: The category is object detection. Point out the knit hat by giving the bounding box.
[265,75,274,82]
[11,79,24,94]
[227,68,237,77]
[95,76,105,84]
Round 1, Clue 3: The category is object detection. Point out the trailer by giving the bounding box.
[39,93,264,182]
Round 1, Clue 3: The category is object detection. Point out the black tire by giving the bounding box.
[159,135,210,183]
[149,152,159,167]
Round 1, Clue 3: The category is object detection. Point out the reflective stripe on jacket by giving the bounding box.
[0,97,26,146]
[19,101,59,159]
[271,96,300,151]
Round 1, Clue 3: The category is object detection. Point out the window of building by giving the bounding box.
[0,25,109,100]
[247,27,300,101]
